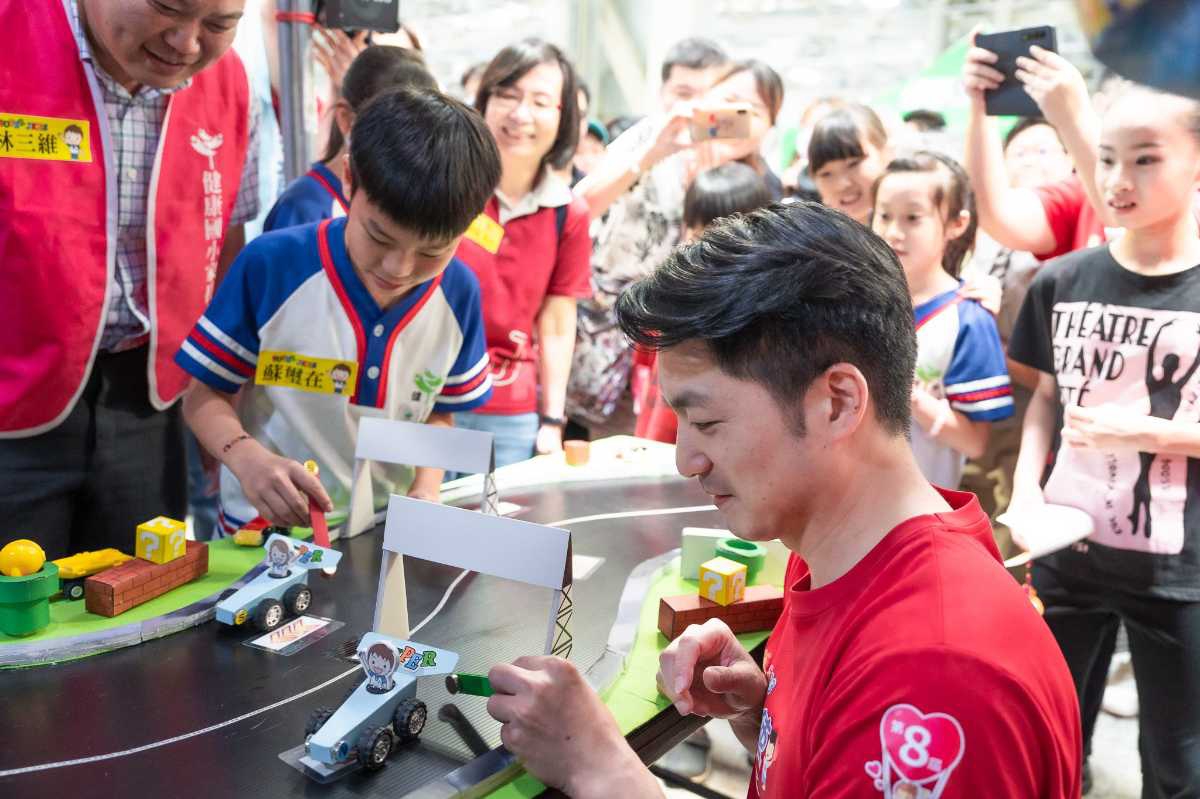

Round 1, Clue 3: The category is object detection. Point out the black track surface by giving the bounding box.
[1,477,724,799]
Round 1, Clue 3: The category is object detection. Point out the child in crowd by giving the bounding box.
[872,152,1013,487]
[958,117,1075,527]
[633,162,775,443]
[177,89,502,536]
[263,46,437,232]
[1008,81,1200,795]
[808,102,890,226]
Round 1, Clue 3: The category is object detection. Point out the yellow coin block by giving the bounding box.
[698,556,747,606]
[136,516,187,564]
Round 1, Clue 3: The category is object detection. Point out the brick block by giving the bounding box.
[86,541,208,617]
[699,556,746,606]
[657,585,783,641]
[135,516,187,564]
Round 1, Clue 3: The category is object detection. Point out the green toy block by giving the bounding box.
[446,672,494,697]
[716,537,767,584]
[0,562,59,637]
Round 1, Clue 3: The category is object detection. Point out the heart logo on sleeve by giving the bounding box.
[879,704,965,785]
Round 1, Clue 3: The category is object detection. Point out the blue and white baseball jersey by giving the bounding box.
[911,287,1013,488]
[176,218,492,535]
[262,161,348,233]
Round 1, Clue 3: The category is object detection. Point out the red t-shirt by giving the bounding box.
[1033,174,1107,261]
[748,488,1080,799]
[454,195,592,414]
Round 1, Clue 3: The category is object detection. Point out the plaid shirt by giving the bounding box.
[67,0,260,352]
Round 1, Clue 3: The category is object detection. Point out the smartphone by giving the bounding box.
[690,105,753,142]
[976,26,1058,117]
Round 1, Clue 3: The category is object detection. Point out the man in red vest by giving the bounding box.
[0,0,258,559]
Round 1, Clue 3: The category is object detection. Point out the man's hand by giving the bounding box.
[1062,404,1147,452]
[658,619,766,720]
[535,423,564,456]
[1014,46,1091,133]
[637,103,695,172]
[487,656,655,797]
[226,442,332,527]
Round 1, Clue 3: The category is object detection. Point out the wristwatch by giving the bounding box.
[538,414,567,427]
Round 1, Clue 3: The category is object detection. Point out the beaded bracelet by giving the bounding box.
[221,433,252,454]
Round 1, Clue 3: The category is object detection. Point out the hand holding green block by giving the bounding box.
[446,672,494,697]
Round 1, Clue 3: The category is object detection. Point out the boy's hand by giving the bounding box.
[487,656,650,796]
[406,468,443,503]
[657,619,767,722]
[962,29,1004,113]
[226,442,332,527]
[1014,46,1090,133]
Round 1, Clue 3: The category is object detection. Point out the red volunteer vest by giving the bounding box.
[0,0,250,435]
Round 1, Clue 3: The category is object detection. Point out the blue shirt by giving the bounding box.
[262,161,348,233]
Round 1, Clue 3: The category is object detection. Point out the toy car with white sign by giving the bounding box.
[215,533,342,632]
[300,632,459,776]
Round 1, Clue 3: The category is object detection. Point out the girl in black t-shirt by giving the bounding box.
[1009,82,1200,795]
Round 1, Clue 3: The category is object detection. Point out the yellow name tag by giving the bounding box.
[255,351,359,396]
[464,213,505,254]
[0,113,92,163]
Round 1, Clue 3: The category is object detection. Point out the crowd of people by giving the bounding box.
[4,2,1200,796]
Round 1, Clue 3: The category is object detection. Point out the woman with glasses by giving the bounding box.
[452,39,593,467]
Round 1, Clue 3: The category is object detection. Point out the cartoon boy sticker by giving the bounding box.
[62,124,83,160]
[755,708,779,792]
[266,538,292,578]
[363,641,400,693]
[329,363,352,395]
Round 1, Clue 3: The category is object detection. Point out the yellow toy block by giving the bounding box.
[698,556,746,606]
[136,516,187,564]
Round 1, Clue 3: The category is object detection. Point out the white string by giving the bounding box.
[0,503,718,776]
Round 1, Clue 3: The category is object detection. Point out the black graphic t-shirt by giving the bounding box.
[1010,245,1200,599]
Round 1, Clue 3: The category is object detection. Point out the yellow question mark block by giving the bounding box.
[136,516,187,564]
[698,556,747,606]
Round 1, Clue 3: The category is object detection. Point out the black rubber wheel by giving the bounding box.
[63,579,86,601]
[356,726,392,771]
[253,598,285,632]
[392,699,427,743]
[305,707,333,738]
[283,584,311,616]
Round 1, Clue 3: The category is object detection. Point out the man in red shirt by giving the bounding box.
[484,203,1081,798]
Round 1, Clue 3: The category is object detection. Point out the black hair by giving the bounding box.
[348,88,501,241]
[872,151,977,278]
[902,108,947,132]
[808,103,887,175]
[475,38,580,173]
[661,37,729,83]
[1003,116,1059,150]
[616,202,916,437]
[715,59,785,125]
[322,46,436,163]
[683,163,773,230]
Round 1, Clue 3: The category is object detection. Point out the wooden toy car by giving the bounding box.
[214,533,341,632]
[300,632,458,777]
[53,548,133,601]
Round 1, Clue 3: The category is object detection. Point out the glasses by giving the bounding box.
[490,87,561,117]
